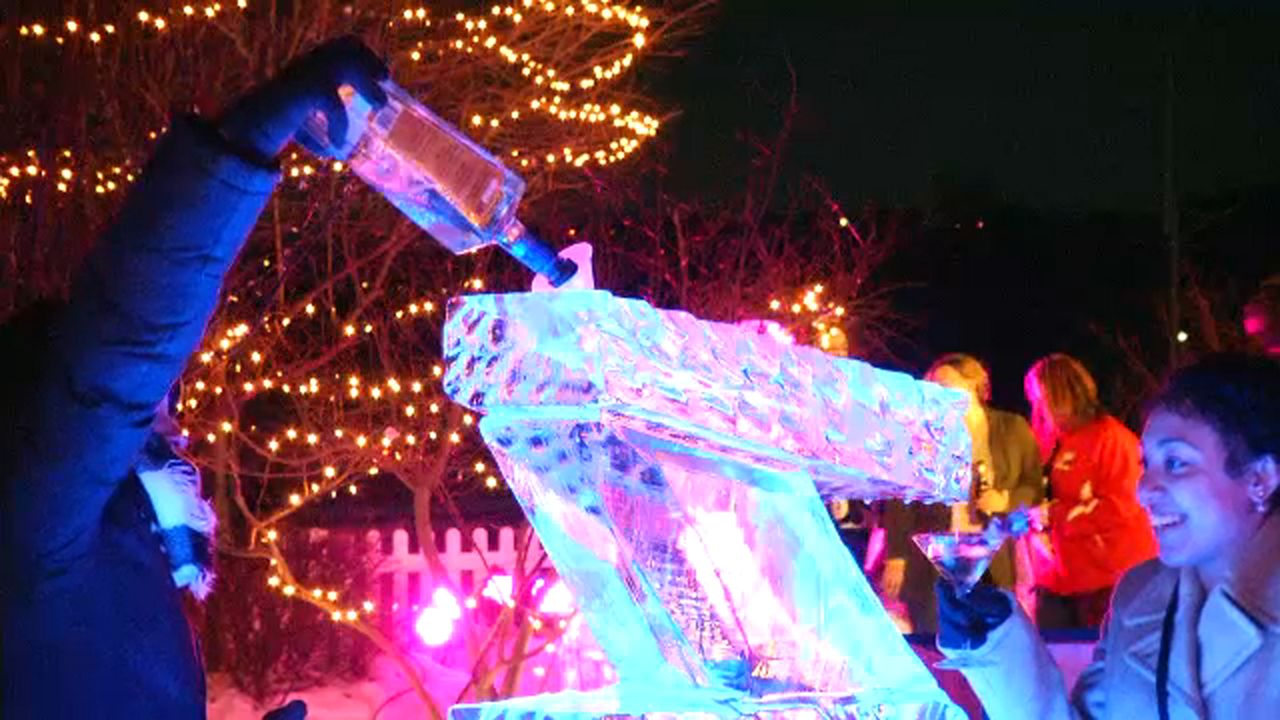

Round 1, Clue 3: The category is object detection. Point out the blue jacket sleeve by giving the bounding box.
[8,115,278,572]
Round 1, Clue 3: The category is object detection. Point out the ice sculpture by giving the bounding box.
[443,290,972,720]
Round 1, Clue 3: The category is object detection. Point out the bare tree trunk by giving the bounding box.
[413,485,450,581]
[406,404,467,581]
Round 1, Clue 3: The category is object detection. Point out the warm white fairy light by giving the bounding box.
[6,0,668,201]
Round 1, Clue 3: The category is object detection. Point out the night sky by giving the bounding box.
[659,2,1280,211]
[648,2,1280,416]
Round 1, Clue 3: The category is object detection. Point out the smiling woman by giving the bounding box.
[1139,354,1280,582]
[932,352,1280,720]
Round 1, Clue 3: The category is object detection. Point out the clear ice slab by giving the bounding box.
[442,291,972,720]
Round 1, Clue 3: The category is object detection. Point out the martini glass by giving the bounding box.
[911,530,1005,670]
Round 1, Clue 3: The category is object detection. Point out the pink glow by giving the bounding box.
[677,510,790,647]
[538,580,575,615]
[414,587,462,646]
[677,510,850,687]
[737,318,795,345]
[432,587,462,619]
[481,575,514,605]
[414,606,455,646]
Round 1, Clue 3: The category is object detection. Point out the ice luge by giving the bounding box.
[443,291,970,503]
[443,290,972,720]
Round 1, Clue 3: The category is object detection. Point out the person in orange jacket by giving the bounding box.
[1024,353,1157,629]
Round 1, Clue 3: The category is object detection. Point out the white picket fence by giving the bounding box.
[359,525,548,614]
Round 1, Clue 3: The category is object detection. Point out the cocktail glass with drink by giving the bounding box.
[911,509,1036,670]
[911,531,1003,598]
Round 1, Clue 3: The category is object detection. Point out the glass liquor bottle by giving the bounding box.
[303,82,577,286]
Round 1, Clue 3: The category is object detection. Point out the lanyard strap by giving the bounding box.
[1157,578,1180,720]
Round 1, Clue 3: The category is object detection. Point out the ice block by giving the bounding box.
[443,291,971,720]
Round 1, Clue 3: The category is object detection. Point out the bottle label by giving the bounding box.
[384,109,506,230]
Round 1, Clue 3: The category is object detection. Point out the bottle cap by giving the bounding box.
[532,241,595,291]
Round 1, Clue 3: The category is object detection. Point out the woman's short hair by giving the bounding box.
[1024,353,1102,434]
[926,353,991,404]
[1146,353,1280,508]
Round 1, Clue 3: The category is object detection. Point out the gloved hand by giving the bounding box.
[262,699,307,720]
[936,579,1012,652]
[218,35,389,162]
[975,487,1010,516]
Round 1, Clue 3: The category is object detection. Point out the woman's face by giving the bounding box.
[1139,410,1262,583]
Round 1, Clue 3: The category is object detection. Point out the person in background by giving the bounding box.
[828,498,878,570]
[1243,274,1280,357]
[882,353,1044,631]
[1023,353,1157,629]
[0,37,389,719]
[934,352,1280,719]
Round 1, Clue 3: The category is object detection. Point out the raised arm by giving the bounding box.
[2,37,388,573]
[5,117,278,572]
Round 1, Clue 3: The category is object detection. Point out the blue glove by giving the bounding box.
[218,35,389,162]
[262,699,307,720]
[936,579,1012,651]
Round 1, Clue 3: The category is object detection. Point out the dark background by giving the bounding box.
[654,0,1280,414]
[661,1,1280,211]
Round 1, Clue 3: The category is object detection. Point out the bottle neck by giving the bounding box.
[499,222,577,287]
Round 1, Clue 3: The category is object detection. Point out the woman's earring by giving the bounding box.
[1251,487,1271,514]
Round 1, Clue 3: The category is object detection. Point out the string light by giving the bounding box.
[763,279,851,354]
[5,1,666,192]
[439,2,659,165]
[11,2,250,48]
